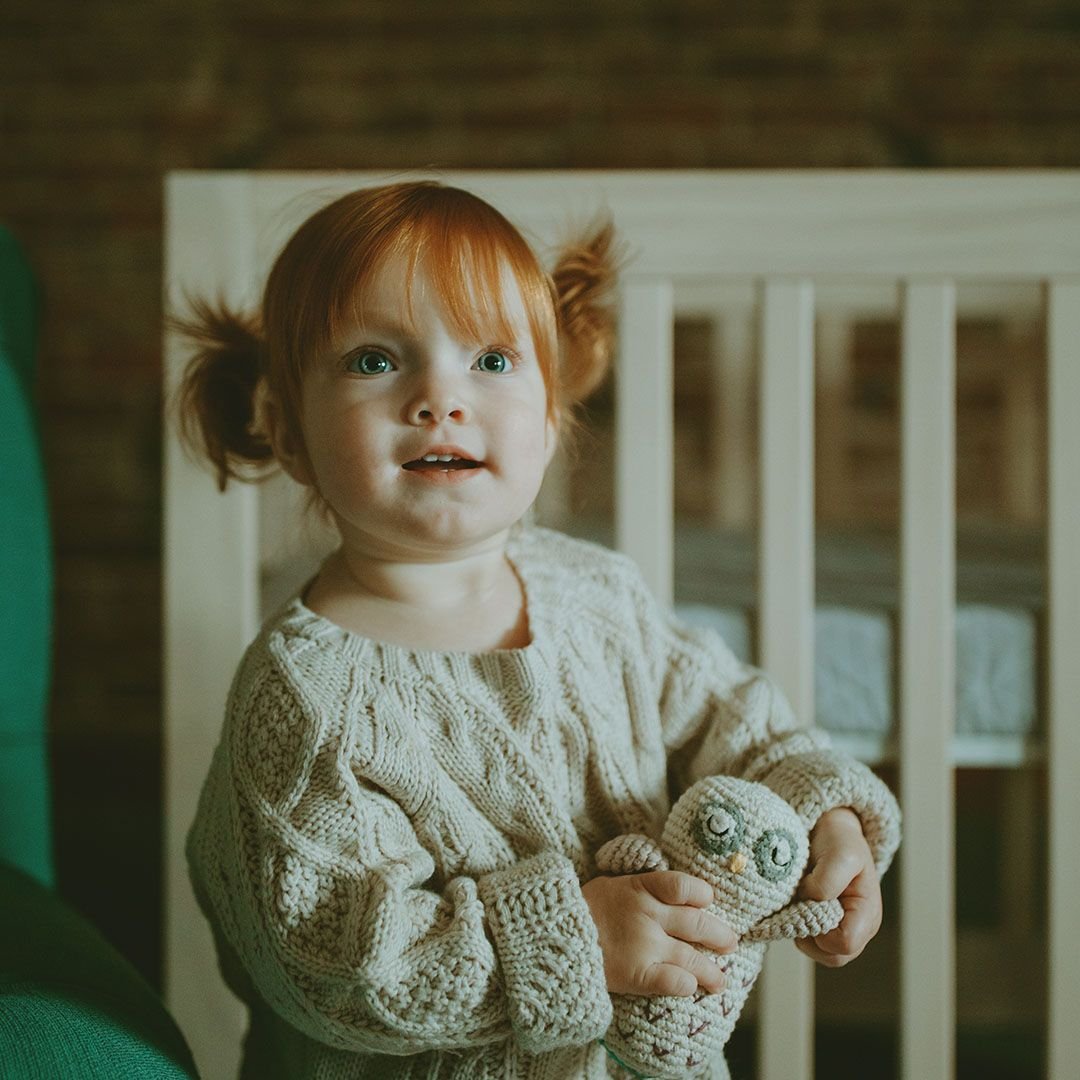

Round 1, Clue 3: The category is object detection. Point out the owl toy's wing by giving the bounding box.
[595,833,669,875]
[743,898,844,943]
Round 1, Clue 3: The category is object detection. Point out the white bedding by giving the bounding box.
[675,602,1037,737]
[582,518,1044,739]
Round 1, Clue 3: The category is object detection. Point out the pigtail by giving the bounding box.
[551,219,623,405]
[167,294,275,492]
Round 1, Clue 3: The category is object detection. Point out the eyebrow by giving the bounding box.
[333,308,531,357]
[332,316,413,359]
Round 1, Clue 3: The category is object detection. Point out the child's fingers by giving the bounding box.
[661,905,738,954]
[795,894,879,967]
[645,943,726,997]
[640,870,714,909]
[795,927,866,968]
[823,894,879,956]
[642,962,699,998]
[798,847,865,901]
[795,936,845,966]
[668,941,728,994]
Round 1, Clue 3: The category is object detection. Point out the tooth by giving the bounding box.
[422,454,439,462]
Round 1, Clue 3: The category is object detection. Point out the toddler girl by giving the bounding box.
[176,179,901,1079]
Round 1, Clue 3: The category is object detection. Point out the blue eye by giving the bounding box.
[347,350,393,375]
[475,350,513,373]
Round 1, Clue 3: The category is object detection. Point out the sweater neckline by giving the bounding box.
[282,528,546,676]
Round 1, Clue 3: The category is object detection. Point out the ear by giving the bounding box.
[543,412,559,469]
[261,388,315,488]
[743,898,843,944]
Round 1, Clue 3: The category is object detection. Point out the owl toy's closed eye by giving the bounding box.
[595,776,843,1079]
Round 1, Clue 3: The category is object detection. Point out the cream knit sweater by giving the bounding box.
[187,525,901,1080]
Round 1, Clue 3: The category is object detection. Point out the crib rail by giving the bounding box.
[163,171,1080,1080]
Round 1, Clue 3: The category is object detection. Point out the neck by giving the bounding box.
[302,528,530,651]
[332,538,511,612]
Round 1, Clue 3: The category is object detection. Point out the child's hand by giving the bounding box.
[581,871,737,997]
[795,806,882,967]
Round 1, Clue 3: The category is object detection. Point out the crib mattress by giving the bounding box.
[576,519,1044,741]
[674,602,1037,739]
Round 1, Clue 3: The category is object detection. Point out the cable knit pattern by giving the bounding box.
[476,852,610,1054]
[186,524,901,1079]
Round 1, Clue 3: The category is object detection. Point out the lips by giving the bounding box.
[401,445,484,471]
[403,458,480,471]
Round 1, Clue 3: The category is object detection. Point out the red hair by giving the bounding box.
[170,180,619,492]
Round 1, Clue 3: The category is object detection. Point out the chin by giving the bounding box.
[391,512,513,554]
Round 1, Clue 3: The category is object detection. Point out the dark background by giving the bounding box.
[2,2,1077,1073]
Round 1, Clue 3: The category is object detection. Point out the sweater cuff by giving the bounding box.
[761,751,902,877]
[476,851,612,1053]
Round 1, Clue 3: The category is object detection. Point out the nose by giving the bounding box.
[404,369,469,427]
[728,852,748,875]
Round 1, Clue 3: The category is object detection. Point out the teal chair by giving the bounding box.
[0,226,200,1079]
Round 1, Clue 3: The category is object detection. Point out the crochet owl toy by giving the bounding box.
[595,775,844,1079]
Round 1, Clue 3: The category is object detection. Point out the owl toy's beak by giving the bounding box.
[728,851,748,875]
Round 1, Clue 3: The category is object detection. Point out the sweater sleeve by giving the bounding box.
[629,578,901,877]
[186,641,611,1057]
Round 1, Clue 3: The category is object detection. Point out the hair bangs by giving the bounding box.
[411,196,557,371]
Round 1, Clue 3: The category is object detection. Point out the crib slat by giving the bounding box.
[616,278,674,606]
[815,313,855,524]
[162,174,256,1080]
[1046,279,1080,1080]
[899,281,956,1080]
[757,279,816,1080]
[712,303,756,528]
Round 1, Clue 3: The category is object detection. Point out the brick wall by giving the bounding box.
[2,0,1077,991]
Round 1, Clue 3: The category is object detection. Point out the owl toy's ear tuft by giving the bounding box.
[595,833,669,875]
[743,898,844,943]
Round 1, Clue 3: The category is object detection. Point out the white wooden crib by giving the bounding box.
[163,171,1080,1080]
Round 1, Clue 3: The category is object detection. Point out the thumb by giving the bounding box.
[798,853,856,902]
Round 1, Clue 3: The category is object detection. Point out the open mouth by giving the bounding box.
[402,454,484,472]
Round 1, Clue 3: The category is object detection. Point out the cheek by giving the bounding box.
[500,406,550,476]
[500,380,550,454]
[302,402,380,493]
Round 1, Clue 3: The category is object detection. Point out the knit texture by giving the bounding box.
[186,525,901,1080]
[595,776,844,1079]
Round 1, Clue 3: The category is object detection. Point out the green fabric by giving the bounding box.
[0,742,51,882]
[0,229,199,1078]
[0,225,54,887]
[0,862,200,1078]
